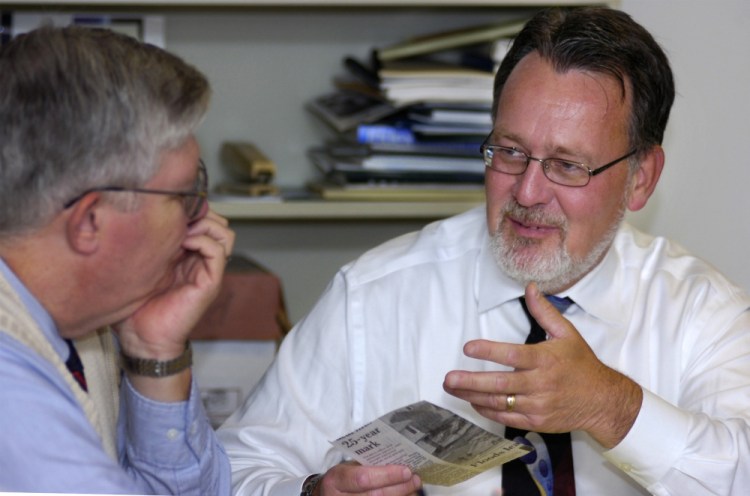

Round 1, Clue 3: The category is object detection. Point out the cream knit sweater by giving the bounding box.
[0,272,119,460]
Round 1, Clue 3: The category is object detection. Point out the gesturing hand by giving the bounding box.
[443,283,642,448]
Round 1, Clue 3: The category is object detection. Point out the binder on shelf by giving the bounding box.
[306,89,400,133]
[356,122,416,144]
[373,17,528,63]
[360,154,483,173]
[308,147,484,186]
[354,118,488,145]
[407,102,493,127]
[214,181,281,198]
[378,63,495,106]
[307,180,485,202]
[324,140,482,159]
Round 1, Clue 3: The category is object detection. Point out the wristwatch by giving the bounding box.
[121,342,193,377]
[300,473,322,496]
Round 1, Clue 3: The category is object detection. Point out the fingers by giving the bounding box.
[523,283,574,340]
[442,340,541,407]
[443,283,583,429]
[173,210,235,310]
[461,339,522,368]
[444,283,634,437]
[185,208,235,259]
[443,371,528,415]
[444,370,552,431]
[444,368,510,395]
[456,284,578,370]
[320,463,422,496]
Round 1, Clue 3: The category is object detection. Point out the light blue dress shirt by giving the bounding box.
[0,259,230,494]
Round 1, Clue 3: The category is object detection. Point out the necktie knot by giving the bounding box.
[546,295,574,313]
[518,295,573,345]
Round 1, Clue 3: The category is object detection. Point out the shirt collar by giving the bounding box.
[564,232,631,328]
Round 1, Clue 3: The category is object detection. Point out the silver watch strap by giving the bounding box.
[120,341,192,377]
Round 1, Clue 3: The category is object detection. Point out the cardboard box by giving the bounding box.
[190,256,290,341]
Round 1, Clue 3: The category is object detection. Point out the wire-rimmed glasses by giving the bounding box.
[480,136,636,187]
[64,159,208,220]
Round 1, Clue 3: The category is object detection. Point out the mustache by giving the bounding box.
[501,200,567,232]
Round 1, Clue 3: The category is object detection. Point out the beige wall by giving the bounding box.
[621,0,750,291]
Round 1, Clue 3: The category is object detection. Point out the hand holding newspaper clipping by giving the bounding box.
[331,400,531,486]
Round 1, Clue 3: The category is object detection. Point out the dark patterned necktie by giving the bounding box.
[502,295,575,496]
[64,339,88,392]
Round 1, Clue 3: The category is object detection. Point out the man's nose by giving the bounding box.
[513,159,553,206]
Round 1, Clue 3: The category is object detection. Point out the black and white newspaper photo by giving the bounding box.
[331,401,531,486]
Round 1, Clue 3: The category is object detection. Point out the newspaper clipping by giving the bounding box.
[331,400,531,486]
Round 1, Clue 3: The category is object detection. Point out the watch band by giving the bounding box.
[300,473,322,496]
[121,341,192,377]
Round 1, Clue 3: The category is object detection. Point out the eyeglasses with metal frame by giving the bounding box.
[480,135,637,187]
[63,159,208,220]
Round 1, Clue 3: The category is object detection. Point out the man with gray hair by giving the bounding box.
[0,26,234,493]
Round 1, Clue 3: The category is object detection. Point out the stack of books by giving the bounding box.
[377,63,494,108]
[305,16,528,201]
[307,140,485,201]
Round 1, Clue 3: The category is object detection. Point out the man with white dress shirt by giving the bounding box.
[219,7,750,496]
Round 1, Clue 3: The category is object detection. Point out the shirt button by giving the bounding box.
[619,463,633,472]
[166,428,180,440]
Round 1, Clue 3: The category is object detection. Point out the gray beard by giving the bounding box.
[489,200,625,294]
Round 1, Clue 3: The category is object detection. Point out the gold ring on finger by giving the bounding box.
[506,393,516,413]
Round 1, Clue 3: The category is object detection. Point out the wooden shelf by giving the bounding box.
[4,1,607,7]
[210,199,482,220]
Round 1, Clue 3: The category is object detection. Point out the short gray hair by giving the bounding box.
[0,25,211,234]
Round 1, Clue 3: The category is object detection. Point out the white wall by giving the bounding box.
[620,0,750,290]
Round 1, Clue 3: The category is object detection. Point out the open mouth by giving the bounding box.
[509,216,560,239]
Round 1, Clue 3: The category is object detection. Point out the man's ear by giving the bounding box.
[65,193,102,255]
[626,145,664,212]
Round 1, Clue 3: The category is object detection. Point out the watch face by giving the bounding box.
[301,474,322,496]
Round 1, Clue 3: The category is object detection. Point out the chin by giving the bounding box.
[491,231,577,290]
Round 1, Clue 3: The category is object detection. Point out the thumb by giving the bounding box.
[524,282,572,340]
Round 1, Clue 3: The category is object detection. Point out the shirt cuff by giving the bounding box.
[603,388,691,489]
[123,377,209,466]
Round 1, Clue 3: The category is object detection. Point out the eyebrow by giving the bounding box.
[492,130,588,160]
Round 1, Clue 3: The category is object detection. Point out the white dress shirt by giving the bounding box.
[219,206,750,496]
